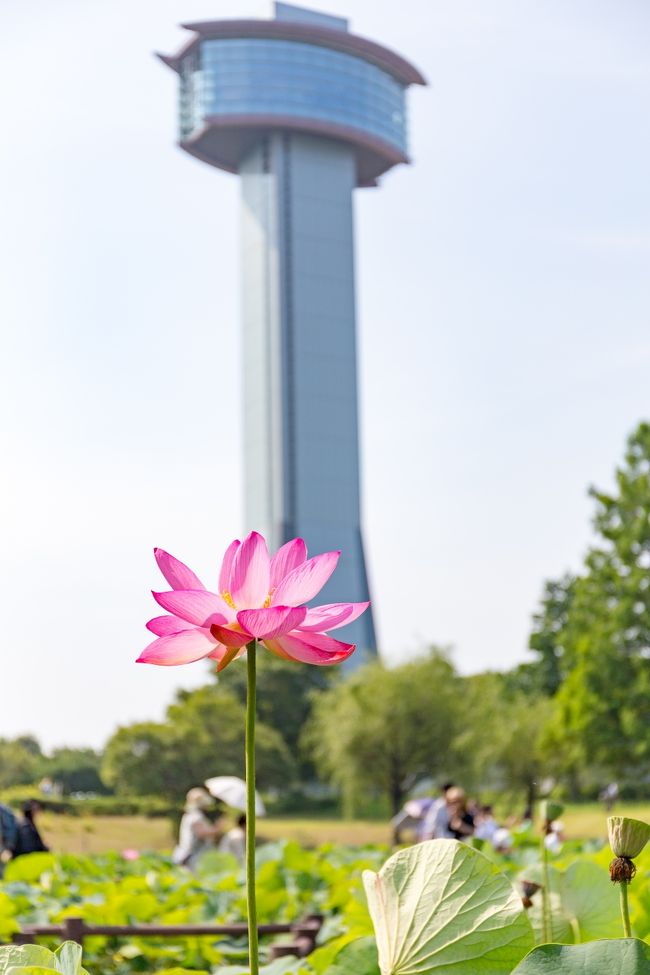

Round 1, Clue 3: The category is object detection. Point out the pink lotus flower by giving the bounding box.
[138,531,369,671]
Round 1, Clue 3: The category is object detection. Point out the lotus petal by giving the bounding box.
[230,531,270,608]
[265,630,354,665]
[270,538,307,588]
[154,549,204,591]
[153,590,232,627]
[218,538,240,592]
[237,605,307,638]
[298,601,369,632]
[137,629,215,666]
[271,551,340,606]
[146,615,195,636]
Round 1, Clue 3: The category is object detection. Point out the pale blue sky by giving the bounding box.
[1,0,649,749]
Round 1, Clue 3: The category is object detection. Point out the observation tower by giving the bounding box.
[159,3,425,662]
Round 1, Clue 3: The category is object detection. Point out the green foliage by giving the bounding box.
[543,422,650,785]
[102,685,293,800]
[0,739,42,790]
[0,942,88,975]
[304,650,461,815]
[363,840,534,974]
[0,844,385,975]
[305,654,554,813]
[2,839,650,975]
[323,937,379,975]
[452,673,552,805]
[526,576,575,696]
[218,654,331,778]
[45,750,106,796]
[512,939,650,974]
[0,789,175,818]
[3,853,56,883]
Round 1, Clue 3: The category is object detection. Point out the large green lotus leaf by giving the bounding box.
[526,891,574,945]
[512,938,650,973]
[0,944,86,975]
[215,959,310,974]
[0,949,53,975]
[560,860,621,941]
[3,854,56,883]
[327,937,380,975]
[362,839,534,975]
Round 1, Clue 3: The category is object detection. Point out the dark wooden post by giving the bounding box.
[62,918,85,946]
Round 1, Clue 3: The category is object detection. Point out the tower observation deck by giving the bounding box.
[159,3,425,664]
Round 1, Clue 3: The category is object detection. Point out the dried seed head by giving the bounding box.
[609,856,636,884]
[521,880,541,901]
[608,816,650,859]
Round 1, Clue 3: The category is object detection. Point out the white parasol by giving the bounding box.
[205,775,266,816]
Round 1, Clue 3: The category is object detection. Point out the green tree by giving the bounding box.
[456,673,552,809]
[547,422,650,785]
[219,652,331,777]
[45,748,107,795]
[101,723,179,797]
[304,650,461,816]
[0,737,42,788]
[527,575,575,695]
[102,685,293,800]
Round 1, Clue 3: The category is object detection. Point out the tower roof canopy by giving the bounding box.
[160,18,426,87]
[157,9,426,186]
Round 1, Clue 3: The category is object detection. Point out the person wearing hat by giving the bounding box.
[172,787,225,870]
[445,787,475,840]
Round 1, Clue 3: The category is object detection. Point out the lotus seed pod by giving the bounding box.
[608,816,650,859]
[539,799,564,823]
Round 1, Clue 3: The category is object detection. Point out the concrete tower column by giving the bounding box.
[241,131,376,656]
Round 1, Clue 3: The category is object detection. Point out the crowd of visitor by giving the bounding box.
[391,782,565,853]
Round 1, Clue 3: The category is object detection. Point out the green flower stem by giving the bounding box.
[246,640,259,975]
[619,881,632,939]
[541,837,551,943]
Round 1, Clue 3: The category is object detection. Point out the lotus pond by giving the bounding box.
[2,831,650,974]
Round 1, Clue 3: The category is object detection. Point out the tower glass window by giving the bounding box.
[180,39,408,155]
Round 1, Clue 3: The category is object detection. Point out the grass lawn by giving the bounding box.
[37,803,650,855]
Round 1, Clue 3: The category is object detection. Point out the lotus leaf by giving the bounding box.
[363,839,534,974]
[559,860,621,941]
[327,936,380,975]
[526,891,573,944]
[0,943,88,975]
[3,854,56,883]
[512,938,650,973]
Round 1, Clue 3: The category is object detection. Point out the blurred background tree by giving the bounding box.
[102,684,293,800]
[303,650,460,816]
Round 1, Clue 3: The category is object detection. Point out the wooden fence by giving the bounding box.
[10,916,323,961]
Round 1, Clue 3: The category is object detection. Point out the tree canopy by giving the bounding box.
[545,423,650,785]
[102,683,293,800]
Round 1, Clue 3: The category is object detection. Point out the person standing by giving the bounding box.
[0,803,18,876]
[219,814,246,864]
[14,800,49,857]
[420,783,455,840]
[172,788,224,871]
[446,787,475,841]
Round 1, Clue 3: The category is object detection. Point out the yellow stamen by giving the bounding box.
[222,590,236,609]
